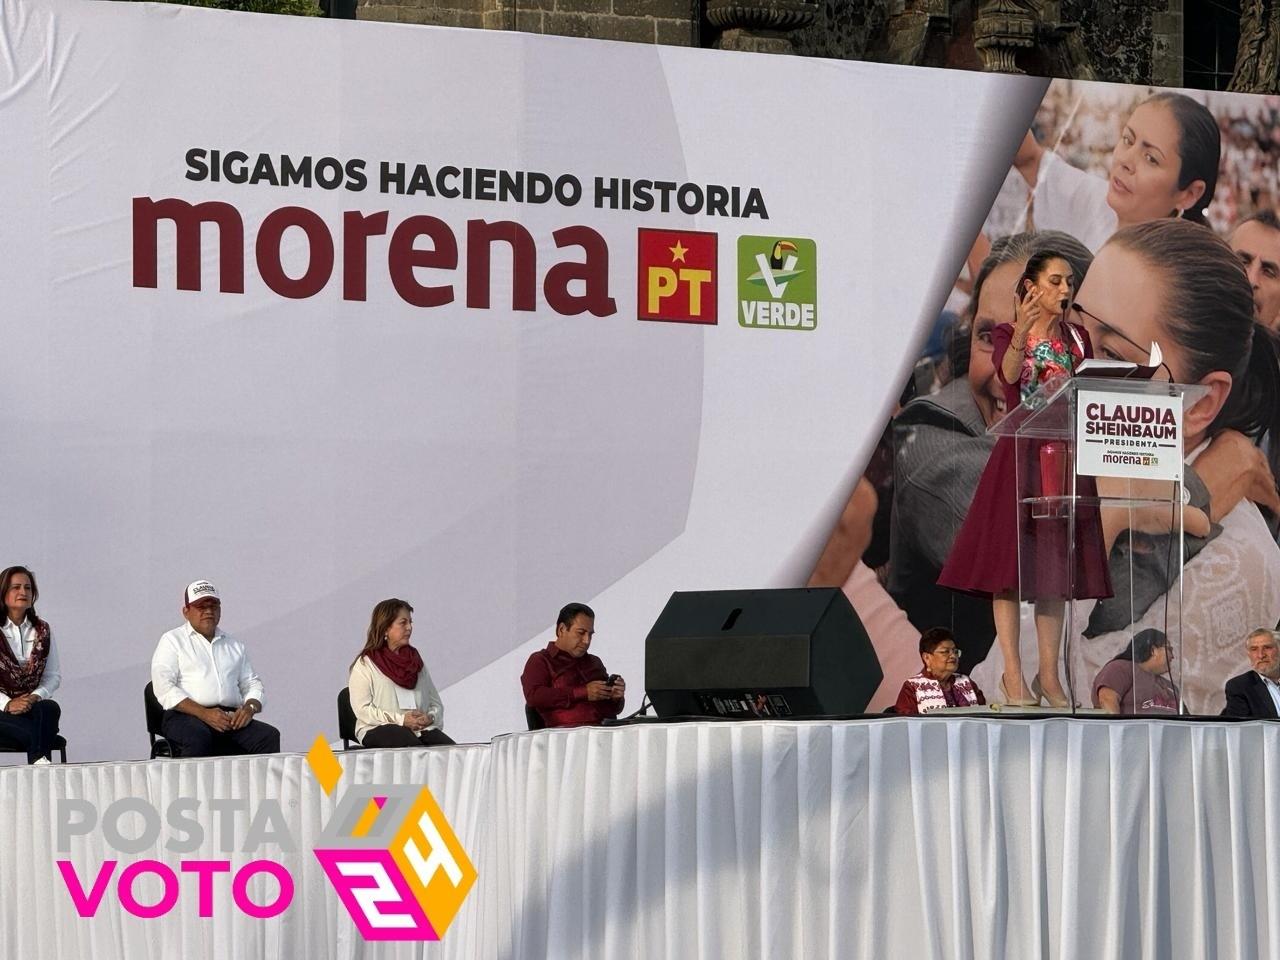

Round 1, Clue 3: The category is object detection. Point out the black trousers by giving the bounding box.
[160,709,281,758]
[0,699,61,763]
[360,724,455,748]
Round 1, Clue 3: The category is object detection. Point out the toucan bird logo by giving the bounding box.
[769,240,796,270]
[746,239,803,297]
[736,234,817,331]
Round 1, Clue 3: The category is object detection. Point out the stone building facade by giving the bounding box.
[356,0,697,46]
[353,0,1263,93]
[788,1,1152,80]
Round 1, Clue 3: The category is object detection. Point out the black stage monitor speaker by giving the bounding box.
[645,587,882,719]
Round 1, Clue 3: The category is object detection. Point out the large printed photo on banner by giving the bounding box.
[1,0,1052,759]
[812,80,1280,715]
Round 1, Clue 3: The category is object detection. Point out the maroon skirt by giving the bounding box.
[937,434,1113,601]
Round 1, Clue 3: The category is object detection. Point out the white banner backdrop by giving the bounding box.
[0,0,1047,758]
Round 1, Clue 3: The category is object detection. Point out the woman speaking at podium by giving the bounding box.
[938,250,1112,707]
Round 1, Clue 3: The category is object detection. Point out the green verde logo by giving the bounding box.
[737,236,817,331]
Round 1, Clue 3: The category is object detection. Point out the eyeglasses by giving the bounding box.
[1070,303,1172,381]
[927,647,961,658]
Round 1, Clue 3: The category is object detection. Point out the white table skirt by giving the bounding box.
[3,718,1278,960]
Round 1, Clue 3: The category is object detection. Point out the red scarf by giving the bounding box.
[368,643,423,689]
[0,617,51,698]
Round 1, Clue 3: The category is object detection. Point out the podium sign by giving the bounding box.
[1075,389,1183,482]
[990,376,1208,714]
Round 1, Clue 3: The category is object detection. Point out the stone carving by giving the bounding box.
[706,0,820,53]
[878,3,952,67]
[1230,0,1280,94]
[866,0,1096,79]
[973,0,1039,73]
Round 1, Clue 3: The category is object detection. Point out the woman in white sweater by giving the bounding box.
[348,598,454,748]
[1012,92,1220,252]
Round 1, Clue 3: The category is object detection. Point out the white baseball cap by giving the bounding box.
[185,580,220,605]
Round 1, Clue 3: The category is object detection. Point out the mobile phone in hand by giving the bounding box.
[607,674,620,686]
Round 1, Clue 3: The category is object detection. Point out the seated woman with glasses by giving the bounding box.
[894,627,986,715]
[1091,628,1179,715]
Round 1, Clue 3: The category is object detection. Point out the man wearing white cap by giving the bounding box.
[149,580,280,757]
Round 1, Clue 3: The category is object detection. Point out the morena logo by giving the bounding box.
[131,196,618,317]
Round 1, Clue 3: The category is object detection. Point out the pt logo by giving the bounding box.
[637,228,717,324]
[737,235,818,330]
[306,737,477,941]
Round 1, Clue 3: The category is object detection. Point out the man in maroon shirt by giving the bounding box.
[521,603,626,728]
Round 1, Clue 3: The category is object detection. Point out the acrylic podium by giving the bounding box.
[989,374,1210,715]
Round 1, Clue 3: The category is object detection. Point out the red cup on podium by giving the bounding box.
[1040,442,1068,505]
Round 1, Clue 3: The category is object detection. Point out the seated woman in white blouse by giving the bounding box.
[348,598,454,748]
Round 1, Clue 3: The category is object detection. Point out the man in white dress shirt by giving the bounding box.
[150,580,280,757]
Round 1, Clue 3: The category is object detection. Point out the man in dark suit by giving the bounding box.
[1222,628,1280,719]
